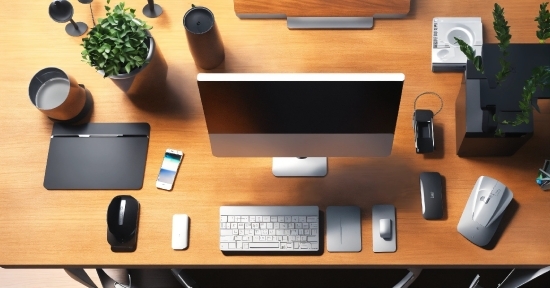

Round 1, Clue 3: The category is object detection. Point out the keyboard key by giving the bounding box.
[220,230,233,236]
[285,216,291,222]
[307,217,317,222]
[220,243,228,250]
[249,243,280,249]
[221,216,227,222]
[220,236,235,242]
[228,216,235,222]
[299,243,311,249]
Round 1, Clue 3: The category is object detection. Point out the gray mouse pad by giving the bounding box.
[326,206,362,252]
[44,123,150,190]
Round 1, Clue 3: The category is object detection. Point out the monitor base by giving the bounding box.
[287,17,373,29]
[272,157,327,177]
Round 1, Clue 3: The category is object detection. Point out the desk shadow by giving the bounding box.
[423,123,444,159]
[126,66,196,120]
[291,157,419,218]
[149,7,172,28]
[222,211,325,256]
[481,199,519,250]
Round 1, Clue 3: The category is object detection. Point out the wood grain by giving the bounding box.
[234,0,410,17]
[1,0,550,267]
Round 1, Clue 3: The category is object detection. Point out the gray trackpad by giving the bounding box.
[326,206,362,252]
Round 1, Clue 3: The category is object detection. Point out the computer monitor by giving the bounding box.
[197,73,405,177]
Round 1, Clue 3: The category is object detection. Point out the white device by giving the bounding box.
[432,17,483,72]
[156,149,183,191]
[219,206,319,252]
[457,176,514,247]
[172,214,189,250]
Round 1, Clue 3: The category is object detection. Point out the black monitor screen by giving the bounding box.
[199,79,403,134]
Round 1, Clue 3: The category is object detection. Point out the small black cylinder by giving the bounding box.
[183,5,225,69]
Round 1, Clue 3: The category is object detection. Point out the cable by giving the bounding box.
[413,91,443,116]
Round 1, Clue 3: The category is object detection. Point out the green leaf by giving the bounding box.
[124,63,132,74]
[492,3,511,84]
[454,37,484,73]
[535,2,550,42]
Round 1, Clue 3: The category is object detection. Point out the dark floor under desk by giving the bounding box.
[128,268,550,288]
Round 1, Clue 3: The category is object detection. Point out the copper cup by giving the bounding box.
[28,67,91,123]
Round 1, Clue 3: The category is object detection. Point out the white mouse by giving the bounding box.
[172,214,189,250]
[458,176,513,247]
[379,219,392,239]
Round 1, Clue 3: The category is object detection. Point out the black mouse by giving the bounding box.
[107,195,140,243]
[419,172,443,220]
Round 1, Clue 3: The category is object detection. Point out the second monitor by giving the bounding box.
[197,73,404,177]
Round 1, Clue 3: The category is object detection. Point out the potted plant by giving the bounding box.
[454,2,550,156]
[81,0,167,95]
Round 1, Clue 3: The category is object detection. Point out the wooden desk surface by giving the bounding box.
[2,0,550,267]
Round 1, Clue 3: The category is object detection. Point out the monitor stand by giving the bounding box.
[287,17,374,29]
[272,157,327,177]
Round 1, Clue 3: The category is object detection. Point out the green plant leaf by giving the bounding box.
[124,63,132,74]
[81,1,150,78]
[492,3,512,84]
[454,37,484,73]
[536,2,550,43]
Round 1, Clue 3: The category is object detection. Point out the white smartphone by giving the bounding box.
[156,149,183,191]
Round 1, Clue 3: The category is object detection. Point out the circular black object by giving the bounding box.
[49,0,74,23]
[65,21,88,36]
[183,6,214,34]
[142,2,163,18]
[77,0,93,3]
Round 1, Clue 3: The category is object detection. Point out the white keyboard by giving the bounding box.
[220,206,320,252]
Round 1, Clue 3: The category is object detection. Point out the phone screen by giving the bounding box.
[157,152,182,185]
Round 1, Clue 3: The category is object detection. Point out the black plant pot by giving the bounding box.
[455,43,550,157]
